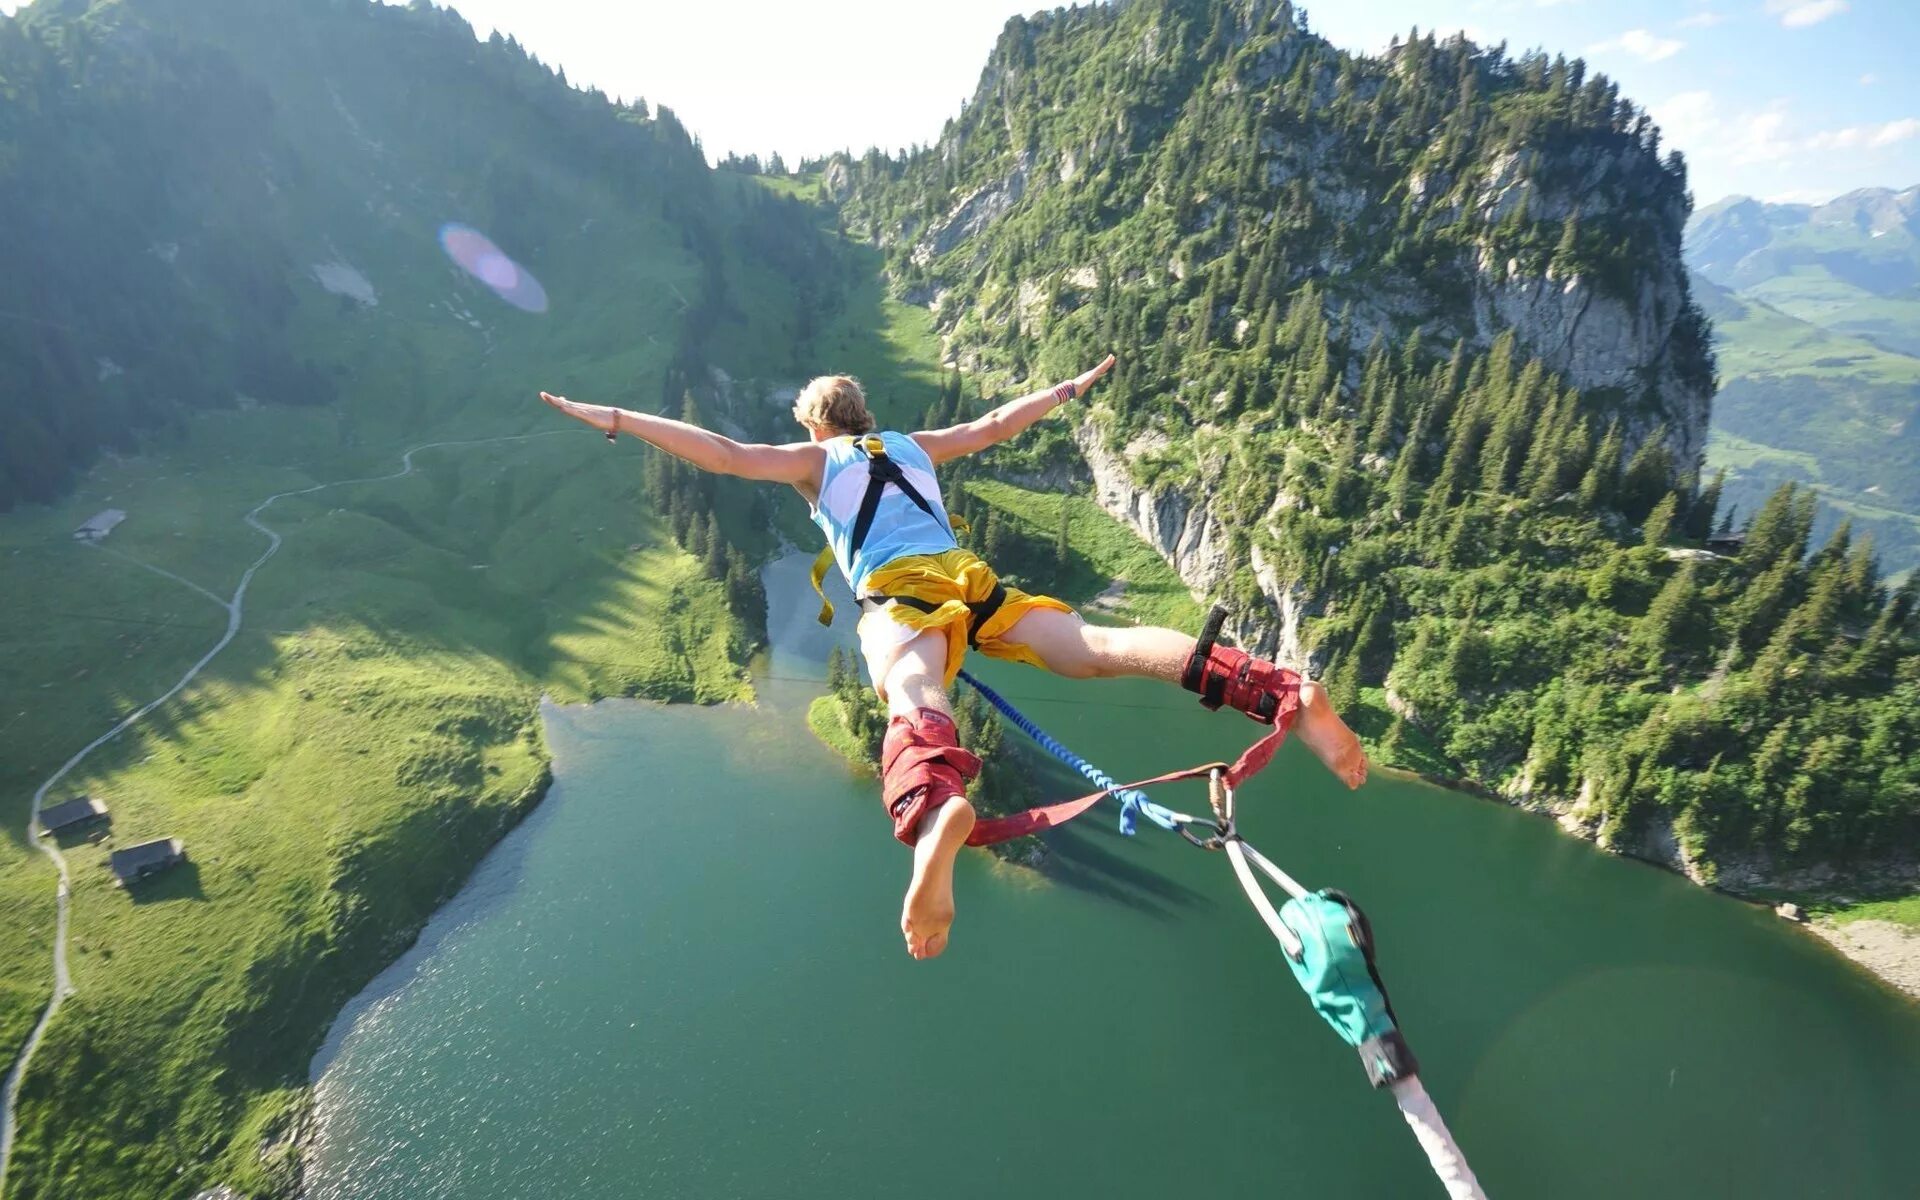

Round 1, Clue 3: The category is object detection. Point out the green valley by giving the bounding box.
[0,0,852,1195]
[1687,190,1920,577]
[1,1,1917,1198]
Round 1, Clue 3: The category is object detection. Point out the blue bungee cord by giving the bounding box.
[955,669,1182,835]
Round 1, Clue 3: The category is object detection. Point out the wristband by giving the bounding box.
[605,408,620,443]
[1052,382,1078,404]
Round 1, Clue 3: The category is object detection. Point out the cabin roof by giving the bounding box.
[38,796,107,832]
[108,837,184,881]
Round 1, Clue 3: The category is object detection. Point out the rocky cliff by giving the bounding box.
[812,1,1920,896]
[846,0,1712,484]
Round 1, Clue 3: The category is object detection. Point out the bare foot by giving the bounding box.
[1295,681,1369,790]
[900,796,976,960]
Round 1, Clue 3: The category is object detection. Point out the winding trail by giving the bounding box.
[0,430,569,1194]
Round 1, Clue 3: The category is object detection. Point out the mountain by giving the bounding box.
[841,2,1715,469]
[0,0,836,509]
[2,2,1914,1197]
[0,1,836,1197]
[1687,188,1920,575]
[837,1,1916,884]
[1689,187,1920,352]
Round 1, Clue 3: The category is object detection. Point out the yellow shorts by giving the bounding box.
[859,549,1075,687]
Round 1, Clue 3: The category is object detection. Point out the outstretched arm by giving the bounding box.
[912,355,1115,465]
[538,392,821,485]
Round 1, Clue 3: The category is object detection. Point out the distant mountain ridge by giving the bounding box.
[1686,187,1920,574]
[1688,185,1920,351]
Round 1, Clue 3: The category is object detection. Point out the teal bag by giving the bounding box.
[1278,889,1419,1087]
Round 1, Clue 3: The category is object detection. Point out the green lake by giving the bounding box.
[305,553,1920,1198]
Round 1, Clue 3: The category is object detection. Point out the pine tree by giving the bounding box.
[1055,501,1072,571]
[1443,612,1489,686]
[1386,446,1417,518]
[685,510,709,560]
[1552,212,1580,274]
[1367,380,1400,453]
[1731,555,1798,653]
[1741,483,1812,571]
[702,513,726,578]
[1380,713,1408,761]
[1688,468,1725,540]
[1641,491,1679,548]
[1617,430,1672,522]
[1325,650,1362,712]
[1577,420,1623,510]
[984,511,1005,563]
[1631,563,1702,672]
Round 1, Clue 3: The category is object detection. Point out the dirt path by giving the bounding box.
[0,430,568,1193]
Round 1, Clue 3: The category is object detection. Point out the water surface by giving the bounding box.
[307,553,1920,1199]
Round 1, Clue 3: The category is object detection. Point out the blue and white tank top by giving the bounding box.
[810,432,958,595]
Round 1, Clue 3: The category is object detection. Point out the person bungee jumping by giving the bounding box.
[538,355,1367,960]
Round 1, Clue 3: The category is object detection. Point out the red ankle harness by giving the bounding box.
[880,709,981,846]
[1181,607,1301,727]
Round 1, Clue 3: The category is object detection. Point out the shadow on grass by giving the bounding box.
[48,820,113,852]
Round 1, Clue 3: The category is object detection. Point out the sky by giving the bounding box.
[4,0,1915,206]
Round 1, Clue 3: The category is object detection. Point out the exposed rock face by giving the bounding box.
[1462,148,1708,470]
[849,2,1712,654]
[911,151,1032,266]
[1076,421,1286,657]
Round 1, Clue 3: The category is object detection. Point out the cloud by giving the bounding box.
[1677,11,1726,27]
[1860,72,1877,86]
[1766,0,1849,28]
[1804,118,1920,151]
[1652,92,1794,166]
[1587,29,1686,62]
[1762,187,1840,204]
[1656,92,1919,174]
[1652,91,1720,147]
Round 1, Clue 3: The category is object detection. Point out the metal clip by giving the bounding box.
[1173,769,1238,851]
[1175,819,1231,851]
[1208,767,1234,826]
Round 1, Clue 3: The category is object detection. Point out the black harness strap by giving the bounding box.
[847,437,940,560]
[860,581,1008,649]
[848,436,1005,647]
[1182,603,1233,709]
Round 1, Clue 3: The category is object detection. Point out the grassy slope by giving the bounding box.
[0,0,864,1190]
[1832,895,1920,929]
[1,155,925,1195]
[805,695,873,774]
[0,188,761,1200]
[1699,279,1920,577]
[0,383,747,1199]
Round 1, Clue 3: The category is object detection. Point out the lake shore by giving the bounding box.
[1810,920,1920,1001]
[1375,758,1920,1004]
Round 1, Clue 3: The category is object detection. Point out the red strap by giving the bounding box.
[1226,722,1290,788]
[965,722,1292,847]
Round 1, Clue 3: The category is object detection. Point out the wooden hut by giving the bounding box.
[38,796,108,836]
[109,838,186,887]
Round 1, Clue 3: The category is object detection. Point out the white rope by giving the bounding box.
[1224,838,1304,958]
[1390,1077,1489,1200]
[1221,839,1490,1199]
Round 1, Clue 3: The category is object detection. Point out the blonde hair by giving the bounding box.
[793,374,876,435]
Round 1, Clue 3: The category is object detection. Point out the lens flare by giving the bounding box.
[437,223,549,313]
